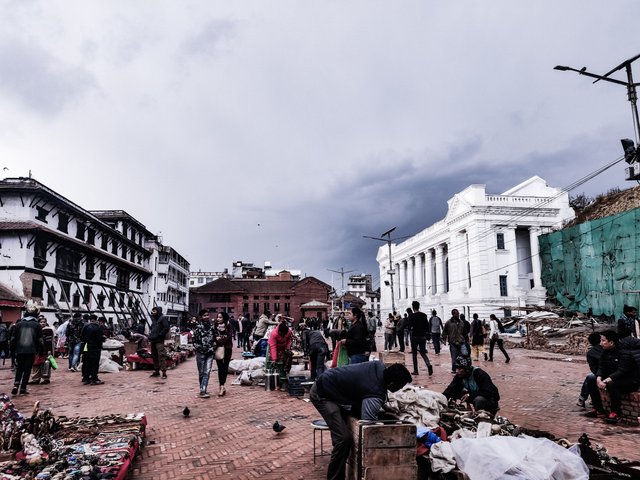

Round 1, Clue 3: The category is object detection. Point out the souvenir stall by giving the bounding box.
[0,394,146,480]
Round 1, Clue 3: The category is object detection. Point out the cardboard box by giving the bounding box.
[378,351,405,366]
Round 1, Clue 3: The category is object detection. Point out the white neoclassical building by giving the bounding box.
[376,176,575,320]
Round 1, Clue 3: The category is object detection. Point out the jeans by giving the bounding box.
[348,353,368,365]
[580,373,595,401]
[384,333,394,350]
[309,345,328,380]
[411,337,432,374]
[310,383,352,480]
[431,333,441,354]
[449,343,463,372]
[69,342,82,370]
[196,352,214,393]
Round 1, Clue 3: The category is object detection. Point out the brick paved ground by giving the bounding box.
[1,334,637,479]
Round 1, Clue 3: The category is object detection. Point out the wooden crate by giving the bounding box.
[347,418,417,480]
[378,351,405,366]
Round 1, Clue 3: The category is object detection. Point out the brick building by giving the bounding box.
[189,272,331,322]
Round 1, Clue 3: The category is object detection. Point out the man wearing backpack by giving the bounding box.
[487,314,510,363]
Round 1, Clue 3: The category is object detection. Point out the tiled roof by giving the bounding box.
[0,220,40,231]
[194,277,331,294]
[0,282,25,302]
[301,300,330,308]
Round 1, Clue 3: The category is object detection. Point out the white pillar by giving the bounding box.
[505,224,518,294]
[435,245,444,294]
[529,226,542,289]
[415,253,423,297]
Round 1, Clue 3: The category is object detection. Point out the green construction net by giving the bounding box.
[539,207,639,317]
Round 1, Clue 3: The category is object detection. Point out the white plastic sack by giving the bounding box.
[429,441,457,473]
[103,339,125,349]
[387,385,448,428]
[98,356,122,373]
[239,370,253,385]
[228,357,266,374]
[451,435,589,480]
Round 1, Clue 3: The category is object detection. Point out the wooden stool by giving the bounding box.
[312,419,330,463]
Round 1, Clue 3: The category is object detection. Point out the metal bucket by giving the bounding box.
[265,370,279,391]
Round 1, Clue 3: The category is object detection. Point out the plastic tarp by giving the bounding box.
[451,435,589,480]
[539,207,640,317]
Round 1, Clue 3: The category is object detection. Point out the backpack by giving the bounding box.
[497,319,505,333]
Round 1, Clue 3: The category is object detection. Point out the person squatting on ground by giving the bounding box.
[343,307,369,364]
[213,312,233,397]
[443,355,501,413]
[584,330,640,424]
[487,314,510,363]
[310,362,412,480]
[11,304,43,395]
[304,328,329,381]
[30,316,54,385]
[577,332,603,408]
[429,310,443,355]
[80,314,105,385]
[470,313,487,362]
[408,301,433,377]
[148,306,170,379]
[442,309,471,373]
[192,309,216,398]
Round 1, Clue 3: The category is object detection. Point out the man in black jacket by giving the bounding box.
[81,314,105,385]
[148,306,170,379]
[577,332,603,408]
[304,328,329,380]
[11,304,43,395]
[310,361,411,480]
[443,355,500,413]
[408,301,433,376]
[342,307,369,364]
[584,330,640,424]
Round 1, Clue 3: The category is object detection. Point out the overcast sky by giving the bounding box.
[2,1,639,289]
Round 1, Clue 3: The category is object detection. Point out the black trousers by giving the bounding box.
[587,375,639,414]
[489,338,510,361]
[411,336,432,374]
[82,349,101,382]
[14,353,35,391]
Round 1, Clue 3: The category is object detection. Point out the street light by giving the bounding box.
[554,53,640,180]
[364,227,410,315]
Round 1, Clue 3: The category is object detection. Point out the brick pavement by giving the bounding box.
[0,337,638,479]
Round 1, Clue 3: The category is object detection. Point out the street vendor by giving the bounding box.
[443,355,500,413]
[310,361,412,480]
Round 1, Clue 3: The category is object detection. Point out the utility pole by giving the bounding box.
[555,53,640,179]
[327,267,354,313]
[364,227,410,316]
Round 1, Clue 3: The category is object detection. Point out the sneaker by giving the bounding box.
[149,371,160,377]
[576,397,586,408]
[584,409,606,418]
[411,371,419,376]
[91,380,105,385]
[199,391,210,398]
[605,412,620,424]
[161,372,167,379]
[41,379,50,385]
[69,367,77,372]
[427,365,434,376]
[11,387,18,396]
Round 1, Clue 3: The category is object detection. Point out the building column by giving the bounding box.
[415,253,423,297]
[435,245,444,295]
[504,224,518,295]
[394,262,401,302]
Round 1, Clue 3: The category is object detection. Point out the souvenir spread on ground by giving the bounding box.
[0,394,145,480]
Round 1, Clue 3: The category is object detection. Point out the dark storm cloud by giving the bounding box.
[0,37,95,116]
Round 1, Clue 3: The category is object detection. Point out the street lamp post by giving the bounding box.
[364,227,402,315]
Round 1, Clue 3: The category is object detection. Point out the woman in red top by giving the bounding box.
[268,320,293,386]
